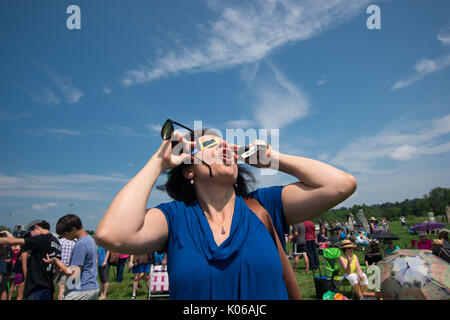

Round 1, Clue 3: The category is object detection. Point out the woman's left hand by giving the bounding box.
[232,140,277,168]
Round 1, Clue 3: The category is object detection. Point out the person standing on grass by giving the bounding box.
[10,248,28,300]
[304,220,320,271]
[400,216,406,229]
[54,214,99,300]
[97,245,110,300]
[53,236,75,300]
[0,220,61,300]
[116,253,129,283]
[291,222,309,273]
[128,254,151,299]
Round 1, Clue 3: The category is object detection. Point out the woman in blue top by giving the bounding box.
[383,240,400,256]
[96,123,357,300]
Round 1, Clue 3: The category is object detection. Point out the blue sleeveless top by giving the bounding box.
[155,186,289,300]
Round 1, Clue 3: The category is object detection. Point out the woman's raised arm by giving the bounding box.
[278,152,357,225]
[95,132,194,254]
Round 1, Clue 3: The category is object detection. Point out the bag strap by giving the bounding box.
[244,196,302,300]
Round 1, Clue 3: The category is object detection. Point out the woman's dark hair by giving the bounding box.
[157,129,257,204]
[56,214,83,235]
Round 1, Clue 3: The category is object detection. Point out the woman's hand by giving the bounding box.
[232,140,277,168]
[155,130,196,172]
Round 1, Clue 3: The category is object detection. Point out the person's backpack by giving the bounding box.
[109,252,120,266]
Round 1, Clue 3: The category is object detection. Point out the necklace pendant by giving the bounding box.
[221,227,226,235]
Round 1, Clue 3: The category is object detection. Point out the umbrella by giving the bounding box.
[368,232,400,240]
[328,226,342,232]
[411,222,446,232]
[378,249,450,300]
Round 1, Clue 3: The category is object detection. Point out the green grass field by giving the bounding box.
[8,216,448,300]
[102,217,447,300]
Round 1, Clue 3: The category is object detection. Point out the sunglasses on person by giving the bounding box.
[161,119,214,177]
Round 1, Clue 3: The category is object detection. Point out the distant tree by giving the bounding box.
[426,187,450,215]
[0,225,11,233]
[322,187,450,222]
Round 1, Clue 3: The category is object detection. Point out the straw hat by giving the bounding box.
[339,239,357,250]
[369,217,377,221]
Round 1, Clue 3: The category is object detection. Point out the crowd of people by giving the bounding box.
[1,214,448,300]
[0,216,167,300]
[287,217,450,299]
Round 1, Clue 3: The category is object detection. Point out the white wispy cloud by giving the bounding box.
[438,26,450,46]
[29,88,61,106]
[105,125,151,138]
[331,114,450,173]
[38,65,84,104]
[252,63,310,129]
[102,87,112,95]
[0,172,129,200]
[121,0,372,86]
[392,52,450,90]
[42,128,82,136]
[316,75,330,86]
[146,124,162,132]
[0,110,32,120]
[28,128,82,138]
[32,202,58,211]
[223,119,255,129]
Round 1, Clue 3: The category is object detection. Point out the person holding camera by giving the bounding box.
[0,220,61,300]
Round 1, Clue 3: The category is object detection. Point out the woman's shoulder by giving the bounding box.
[248,185,284,200]
[155,199,194,214]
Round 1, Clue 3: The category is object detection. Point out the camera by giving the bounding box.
[237,141,268,160]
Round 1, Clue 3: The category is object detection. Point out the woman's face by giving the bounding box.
[192,135,238,182]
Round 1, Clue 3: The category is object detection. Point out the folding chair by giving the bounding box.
[147,264,169,300]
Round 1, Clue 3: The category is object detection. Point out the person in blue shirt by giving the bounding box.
[97,246,110,300]
[96,126,357,300]
[383,240,400,256]
[55,214,99,300]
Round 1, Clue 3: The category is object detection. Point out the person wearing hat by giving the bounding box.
[0,219,61,300]
[337,240,376,300]
[413,231,432,250]
[369,217,380,235]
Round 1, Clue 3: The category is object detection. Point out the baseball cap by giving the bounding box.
[24,219,48,236]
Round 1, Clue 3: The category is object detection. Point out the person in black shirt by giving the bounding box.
[0,219,61,300]
[364,241,382,266]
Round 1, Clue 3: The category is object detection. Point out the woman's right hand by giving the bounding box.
[155,130,196,172]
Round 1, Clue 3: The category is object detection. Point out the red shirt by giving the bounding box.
[304,221,316,241]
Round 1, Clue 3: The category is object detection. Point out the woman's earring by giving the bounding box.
[234,183,238,188]
[190,179,194,185]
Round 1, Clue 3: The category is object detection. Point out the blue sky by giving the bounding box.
[1,0,450,232]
